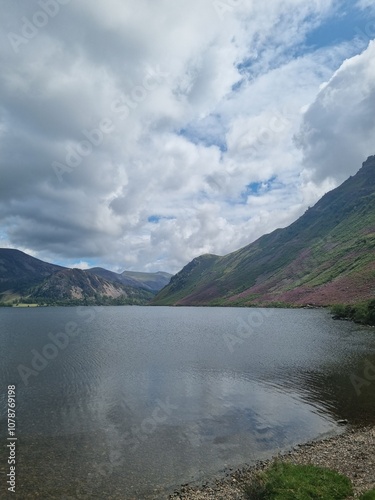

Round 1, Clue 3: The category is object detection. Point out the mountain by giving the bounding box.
[0,250,162,306]
[121,270,172,292]
[29,268,154,305]
[153,155,375,307]
[86,267,141,289]
[87,268,172,292]
[0,249,64,295]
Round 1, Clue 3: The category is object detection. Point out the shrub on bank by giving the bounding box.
[331,300,375,326]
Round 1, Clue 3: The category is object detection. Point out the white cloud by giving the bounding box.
[297,40,375,183]
[0,0,373,273]
[71,261,91,270]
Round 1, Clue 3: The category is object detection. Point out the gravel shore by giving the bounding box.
[169,425,375,499]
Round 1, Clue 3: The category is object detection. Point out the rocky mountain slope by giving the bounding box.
[0,250,167,306]
[29,268,154,305]
[0,249,64,295]
[153,155,375,307]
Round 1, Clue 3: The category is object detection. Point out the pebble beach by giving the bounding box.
[169,425,375,499]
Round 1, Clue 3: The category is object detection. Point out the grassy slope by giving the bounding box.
[153,156,375,306]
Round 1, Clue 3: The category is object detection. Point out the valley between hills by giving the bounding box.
[1,156,375,318]
[0,250,172,307]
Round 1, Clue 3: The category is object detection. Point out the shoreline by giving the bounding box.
[169,425,375,499]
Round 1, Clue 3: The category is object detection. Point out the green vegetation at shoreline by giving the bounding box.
[361,490,375,499]
[0,293,154,307]
[244,462,353,499]
[331,300,375,326]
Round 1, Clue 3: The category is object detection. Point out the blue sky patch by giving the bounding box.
[305,3,369,49]
[236,3,369,83]
[148,215,162,224]
[229,176,278,205]
[148,215,175,224]
[179,114,228,152]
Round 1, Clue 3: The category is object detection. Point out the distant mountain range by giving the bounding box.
[153,155,375,307]
[86,267,172,292]
[0,250,172,306]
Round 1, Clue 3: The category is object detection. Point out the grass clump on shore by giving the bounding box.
[361,490,375,500]
[331,299,375,326]
[244,462,353,499]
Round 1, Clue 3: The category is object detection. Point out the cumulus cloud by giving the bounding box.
[296,40,375,183]
[0,0,373,272]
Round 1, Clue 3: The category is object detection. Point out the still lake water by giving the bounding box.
[1,306,375,498]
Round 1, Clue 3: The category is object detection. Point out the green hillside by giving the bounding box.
[153,155,375,307]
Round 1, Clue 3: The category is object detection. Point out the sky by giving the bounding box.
[0,0,375,274]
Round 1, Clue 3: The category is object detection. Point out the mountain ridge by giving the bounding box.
[86,267,172,292]
[0,249,64,295]
[0,250,171,306]
[153,155,375,307]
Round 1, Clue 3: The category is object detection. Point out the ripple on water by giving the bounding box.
[0,306,375,497]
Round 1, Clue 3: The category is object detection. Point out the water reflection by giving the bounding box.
[0,307,374,498]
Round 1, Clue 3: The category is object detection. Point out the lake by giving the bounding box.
[1,306,375,498]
